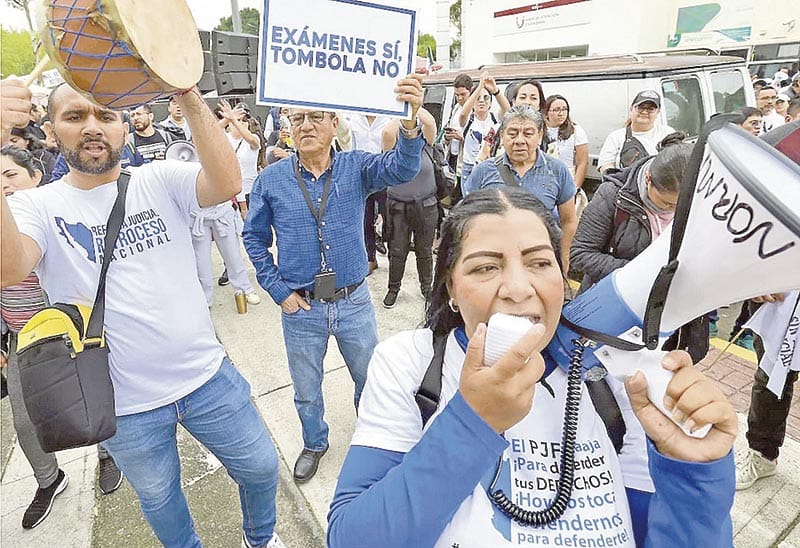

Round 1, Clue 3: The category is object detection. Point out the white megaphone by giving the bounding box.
[165,140,199,163]
[546,120,800,437]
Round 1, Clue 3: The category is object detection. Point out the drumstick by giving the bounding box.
[24,56,51,87]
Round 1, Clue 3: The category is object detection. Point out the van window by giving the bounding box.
[661,77,704,138]
[710,70,747,114]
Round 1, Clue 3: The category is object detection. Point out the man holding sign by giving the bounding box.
[243,74,425,483]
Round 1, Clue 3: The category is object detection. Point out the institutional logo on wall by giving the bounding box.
[668,2,752,48]
[493,0,592,36]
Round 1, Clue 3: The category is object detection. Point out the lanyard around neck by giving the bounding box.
[293,156,334,271]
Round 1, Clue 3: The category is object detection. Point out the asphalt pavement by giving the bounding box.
[1,249,798,547]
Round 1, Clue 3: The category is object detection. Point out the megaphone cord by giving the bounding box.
[487,338,586,526]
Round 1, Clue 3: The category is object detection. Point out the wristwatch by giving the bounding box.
[399,116,422,139]
[491,89,500,96]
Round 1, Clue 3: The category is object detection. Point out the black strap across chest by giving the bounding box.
[293,156,334,271]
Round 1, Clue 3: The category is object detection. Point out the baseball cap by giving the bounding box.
[792,73,800,84]
[631,90,661,108]
[777,93,790,103]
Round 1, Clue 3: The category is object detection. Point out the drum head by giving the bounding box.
[113,0,203,90]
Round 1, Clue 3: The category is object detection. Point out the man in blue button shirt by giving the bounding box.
[462,105,578,273]
[243,74,425,483]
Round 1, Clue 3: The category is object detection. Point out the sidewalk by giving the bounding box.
[1,251,798,547]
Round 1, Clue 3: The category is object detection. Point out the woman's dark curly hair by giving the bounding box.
[425,187,562,336]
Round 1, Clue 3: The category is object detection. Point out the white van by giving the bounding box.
[423,53,754,187]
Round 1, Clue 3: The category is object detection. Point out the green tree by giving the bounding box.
[417,33,436,58]
[215,7,261,35]
[0,27,35,78]
[449,0,461,62]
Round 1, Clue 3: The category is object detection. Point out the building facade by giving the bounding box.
[453,0,798,76]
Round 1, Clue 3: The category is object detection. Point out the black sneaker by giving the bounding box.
[22,469,68,529]
[218,269,230,286]
[98,456,123,495]
[383,290,398,309]
[375,240,387,255]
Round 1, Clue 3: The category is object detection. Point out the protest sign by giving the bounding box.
[256,0,418,118]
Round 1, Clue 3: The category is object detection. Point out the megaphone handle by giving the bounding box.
[642,365,712,439]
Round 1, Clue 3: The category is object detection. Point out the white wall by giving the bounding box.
[435,0,452,70]
[460,0,799,69]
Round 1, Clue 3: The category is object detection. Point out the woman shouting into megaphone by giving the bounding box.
[327,187,736,548]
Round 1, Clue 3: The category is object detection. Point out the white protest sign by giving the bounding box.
[256,0,418,118]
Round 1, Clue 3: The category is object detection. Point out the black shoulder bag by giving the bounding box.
[618,125,649,168]
[16,172,130,452]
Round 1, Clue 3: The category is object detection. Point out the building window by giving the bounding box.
[502,45,588,63]
[777,43,800,58]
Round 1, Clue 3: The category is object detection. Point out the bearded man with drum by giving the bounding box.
[1,79,283,548]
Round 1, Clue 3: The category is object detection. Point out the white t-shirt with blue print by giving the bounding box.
[7,160,226,415]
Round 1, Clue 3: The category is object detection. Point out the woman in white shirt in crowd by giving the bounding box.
[542,94,589,190]
[597,90,674,174]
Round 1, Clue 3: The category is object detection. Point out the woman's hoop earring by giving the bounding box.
[448,298,459,313]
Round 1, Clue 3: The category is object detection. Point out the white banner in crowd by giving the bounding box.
[256,0,418,117]
[746,291,800,397]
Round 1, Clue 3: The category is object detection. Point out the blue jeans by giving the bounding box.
[281,281,378,451]
[461,162,474,187]
[102,358,278,548]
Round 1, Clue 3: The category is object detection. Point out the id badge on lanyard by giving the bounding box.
[294,158,336,299]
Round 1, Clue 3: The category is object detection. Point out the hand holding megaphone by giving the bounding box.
[625,350,737,462]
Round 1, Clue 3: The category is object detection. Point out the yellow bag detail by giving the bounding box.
[17,303,105,356]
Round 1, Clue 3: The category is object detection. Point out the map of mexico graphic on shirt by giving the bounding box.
[55,216,96,262]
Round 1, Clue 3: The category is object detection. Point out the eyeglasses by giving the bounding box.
[635,104,658,112]
[477,95,492,102]
[549,107,569,113]
[288,111,328,127]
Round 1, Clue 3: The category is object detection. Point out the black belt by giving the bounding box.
[301,280,364,302]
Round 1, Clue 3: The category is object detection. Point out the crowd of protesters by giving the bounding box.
[1,64,799,548]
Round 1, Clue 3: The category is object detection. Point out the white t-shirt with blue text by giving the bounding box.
[7,160,226,415]
[353,329,647,547]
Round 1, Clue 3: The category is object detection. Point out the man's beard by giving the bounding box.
[57,135,123,175]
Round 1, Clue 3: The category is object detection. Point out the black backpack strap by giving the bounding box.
[585,378,626,454]
[494,155,519,187]
[415,331,448,428]
[462,113,475,138]
[85,171,130,343]
[619,125,648,168]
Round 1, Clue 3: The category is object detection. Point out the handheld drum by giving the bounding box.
[39,0,204,109]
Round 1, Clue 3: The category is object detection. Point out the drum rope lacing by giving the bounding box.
[47,0,163,108]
